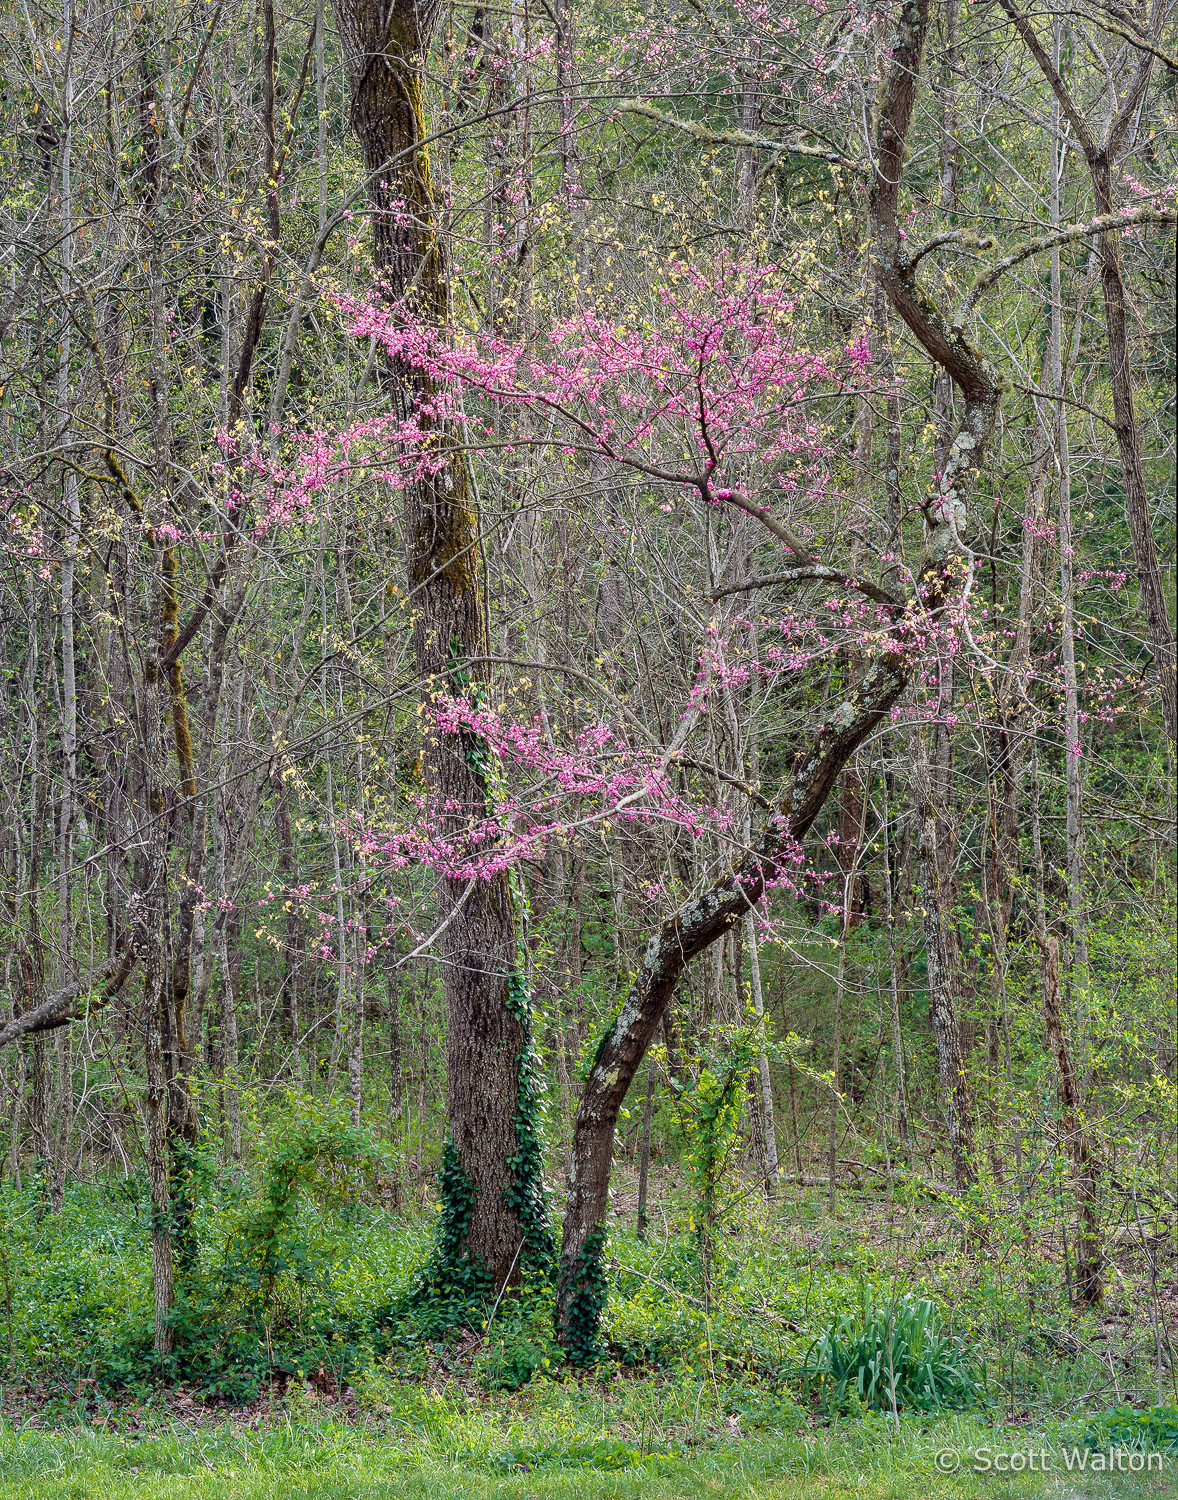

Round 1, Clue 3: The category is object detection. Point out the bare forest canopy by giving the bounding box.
[0,0,1175,1404]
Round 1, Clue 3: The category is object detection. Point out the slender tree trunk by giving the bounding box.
[827,923,846,1204]
[388,969,403,1125]
[25,617,51,1177]
[745,909,779,1197]
[1089,171,1175,751]
[1050,24,1090,1006]
[1041,936,1103,1303]
[635,1066,654,1238]
[136,627,175,1354]
[551,0,588,296]
[881,782,909,1142]
[211,781,241,1166]
[912,729,976,1191]
[53,0,79,1215]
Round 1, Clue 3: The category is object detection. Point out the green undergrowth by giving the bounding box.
[0,1094,1172,1418]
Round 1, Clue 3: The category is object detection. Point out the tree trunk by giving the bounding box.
[555,646,909,1349]
[744,909,779,1197]
[136,633,175,1355]
[997,0,1175,750]
[555,0,1000,1350]
[334,0,548,1290]
[880,782,909,1142]
[1042,936,1103,1304]
[635,1067,654,1238]
[1049,27,1090,1004]
[912,729,976,1191]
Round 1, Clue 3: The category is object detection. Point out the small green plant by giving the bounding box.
[486,1437,668,1472]
[1080,1404,1178,1454]
[803,1293,985,1413]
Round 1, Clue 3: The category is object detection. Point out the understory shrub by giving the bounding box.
[802,1292,985,1413]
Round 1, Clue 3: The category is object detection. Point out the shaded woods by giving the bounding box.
[0,0,1174,1440]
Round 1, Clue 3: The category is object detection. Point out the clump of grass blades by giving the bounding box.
[803,1293,984,1413]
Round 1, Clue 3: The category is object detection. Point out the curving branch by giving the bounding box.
[960,205,1176,315]
[711,565,903,609]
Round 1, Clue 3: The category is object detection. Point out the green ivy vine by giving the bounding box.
[560,1225,608,1367]
[416,645,552,1312]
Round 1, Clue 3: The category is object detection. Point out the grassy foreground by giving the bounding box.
[1,1410,1175,1500]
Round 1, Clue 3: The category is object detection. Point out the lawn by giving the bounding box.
[2,1407,1175,1499]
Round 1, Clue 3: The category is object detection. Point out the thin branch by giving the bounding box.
[995,0,1098,156]
[615,99,862,174]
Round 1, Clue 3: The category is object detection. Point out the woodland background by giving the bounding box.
[0,0,1175,1482]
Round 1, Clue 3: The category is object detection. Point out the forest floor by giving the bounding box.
[1,1163,1174,1498]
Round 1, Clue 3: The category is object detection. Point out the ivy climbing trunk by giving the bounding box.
[334,0,549,1292]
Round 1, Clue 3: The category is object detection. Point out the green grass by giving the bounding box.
[1,1412,1176,1499]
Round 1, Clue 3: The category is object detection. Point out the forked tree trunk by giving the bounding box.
[334,0,546,1289]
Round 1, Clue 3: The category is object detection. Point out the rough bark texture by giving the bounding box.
[334,0,542,1290]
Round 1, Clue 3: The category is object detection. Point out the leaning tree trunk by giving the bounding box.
[333,0,549,1291]
[554,650,910,1353]
[554,0,1001,1355]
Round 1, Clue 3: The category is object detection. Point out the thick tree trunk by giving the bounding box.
[334,0,547,1289]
